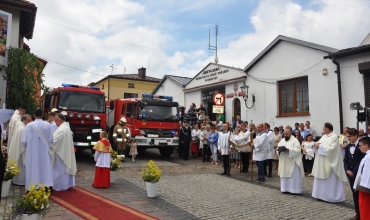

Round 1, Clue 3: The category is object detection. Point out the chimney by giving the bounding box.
[138,67,146,79]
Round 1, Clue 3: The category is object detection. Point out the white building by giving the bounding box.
[183,63,246,122]
[242,35,369,134]
[0,0,38,108]
[151,75,191,107]
[182,34,370,135]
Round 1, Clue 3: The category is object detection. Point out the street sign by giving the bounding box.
[212,105,224,113]
[213,92,224,106]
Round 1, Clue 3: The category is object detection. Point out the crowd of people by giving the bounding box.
[180,102,370,220]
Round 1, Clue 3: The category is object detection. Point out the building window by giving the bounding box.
[278,77,309,116]
[128,83,135,88]
[101,84,104,89]
[124,93,138,99]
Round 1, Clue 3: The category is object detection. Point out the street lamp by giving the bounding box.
[240,81,255,109]
[350,102,368,130]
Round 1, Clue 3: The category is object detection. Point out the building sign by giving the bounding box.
[201,88,225,101]
[195,67,229,82]
[213,92,225,106]
[212,105,224,114]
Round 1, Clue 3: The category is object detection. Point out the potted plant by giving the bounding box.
[11,183,51,220]
[141,160,162,197]
[110,151,123,183]
[2,160,20,198]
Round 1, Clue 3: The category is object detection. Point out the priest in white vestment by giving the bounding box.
[50,114,77,191]
[252,124,271,182]
[8,115,32,185]
[21,109,53,190]
[8,107,26,148]
[278,129,304,194]
[307,122,347,203]
[218,124,231,175]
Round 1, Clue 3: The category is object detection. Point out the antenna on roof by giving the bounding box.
[110,64,117,75]
[209,25,219,63]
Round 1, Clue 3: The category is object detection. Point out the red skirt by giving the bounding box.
[191,142,199,153]
[359,191,370,219]
[92,167,110,188]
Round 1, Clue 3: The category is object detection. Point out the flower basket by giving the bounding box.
[110,151,124,171]
[141,160,162,197]
[4,160,20,181]
[11,183,51,219]
[1,179,12,198]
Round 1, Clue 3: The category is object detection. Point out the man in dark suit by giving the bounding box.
[343,128,365,220]
[180,120,192,160]
[232,115,242,129]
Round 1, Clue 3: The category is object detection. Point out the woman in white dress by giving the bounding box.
[302,134,315,176]
[273,127,282,169]
[232,128,241,169]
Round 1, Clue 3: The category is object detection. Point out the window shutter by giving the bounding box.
[365,74,370,108]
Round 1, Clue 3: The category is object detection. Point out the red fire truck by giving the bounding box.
[41,83,113,150]
[108,94,181,157]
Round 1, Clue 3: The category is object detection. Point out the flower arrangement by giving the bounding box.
[110,151,124,171]
[4,160,20,181]
[11,183,51,218]
[141,160,162,183]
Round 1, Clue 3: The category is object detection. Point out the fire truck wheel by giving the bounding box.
[159,148,173,157]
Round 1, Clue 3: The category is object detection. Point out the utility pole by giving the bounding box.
[110,64,117,75]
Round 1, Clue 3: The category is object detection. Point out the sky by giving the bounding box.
[26,0,370,89]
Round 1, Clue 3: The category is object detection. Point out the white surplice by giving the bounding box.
[8,122,26,185]
[8,110,22,148]
[277,136,304,194]
[218,131,231,155]
[21,119,53,190]
[353,150,370,191]
[308,131,347,202]
[253,132,271,161]
[50,122,77,191]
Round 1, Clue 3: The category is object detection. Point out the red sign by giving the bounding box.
[226,93,234,98]
[233,83,238,92]
[213,92,225,106]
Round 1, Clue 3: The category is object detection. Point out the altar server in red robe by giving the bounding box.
[92,131,113,188]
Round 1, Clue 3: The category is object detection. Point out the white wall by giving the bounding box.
[244,41,349,134]
[153,78,185,106]
[184,90,201,112]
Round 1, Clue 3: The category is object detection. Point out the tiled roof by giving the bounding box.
[151,75,192,94]
[1,0,35,6]
[110,74,161,82]
[91,74,161,86]
[167,75,192,86]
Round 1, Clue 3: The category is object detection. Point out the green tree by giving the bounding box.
[0,47,46,112]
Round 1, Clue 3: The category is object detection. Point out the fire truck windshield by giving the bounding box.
[139,105,178,122]
[58,91,105,113]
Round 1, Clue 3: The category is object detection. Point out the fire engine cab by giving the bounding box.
[108,94,180,157]
[41,83,113,150]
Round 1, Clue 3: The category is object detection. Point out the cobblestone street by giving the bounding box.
[0,149,356,219]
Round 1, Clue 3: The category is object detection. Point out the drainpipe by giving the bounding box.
[331,57,344,134]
